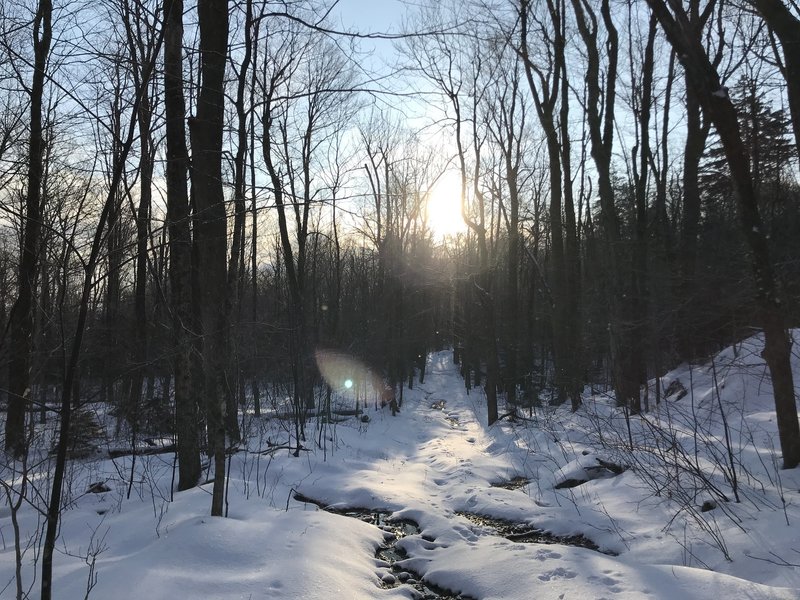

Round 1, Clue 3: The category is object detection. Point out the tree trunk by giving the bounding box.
[5,0,52,458]
[628,13,658,410]
[223,0,254,443]
[249,39,260,418]
[189,0,229,516]
[164,0,200,492]
[262,74,312,446]
[519,0,570,406]
[676,2,713,360]
[560,41,582,412]
[118,0,156,434]
[128,80,153,433]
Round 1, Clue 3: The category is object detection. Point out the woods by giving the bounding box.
[1,0,800,595]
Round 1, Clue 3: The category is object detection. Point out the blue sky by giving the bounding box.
[332,0,409,33]
[326,0,415,77]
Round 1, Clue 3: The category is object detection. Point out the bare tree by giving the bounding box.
[627,8,657,410]
[224,0,256,442]
[120,0,159,436]
[164,0,201,491]
[569,0,648,413]
[189,0,229,516]
[482,37,528,411]
[260,18,309,449]
[5,0,52,458]
[675,0,717,359]
[516,0,582,409]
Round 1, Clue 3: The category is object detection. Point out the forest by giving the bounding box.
[1,0,800,598]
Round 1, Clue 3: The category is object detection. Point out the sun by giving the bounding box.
[426,170,467,240]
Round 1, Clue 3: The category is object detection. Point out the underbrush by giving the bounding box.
[507,333,800,571]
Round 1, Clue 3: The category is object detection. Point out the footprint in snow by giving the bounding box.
[589,574,621,587]
[538,567,577,581]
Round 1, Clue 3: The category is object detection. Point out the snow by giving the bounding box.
[2,331,800,599]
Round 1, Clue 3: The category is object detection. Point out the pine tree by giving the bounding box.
[701,76,795,203]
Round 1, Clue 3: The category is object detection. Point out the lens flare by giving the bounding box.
[314,349,383,394]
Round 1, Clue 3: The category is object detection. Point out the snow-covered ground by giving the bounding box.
[2,333,800,599]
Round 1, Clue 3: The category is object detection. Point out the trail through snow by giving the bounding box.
[288,351,799,600]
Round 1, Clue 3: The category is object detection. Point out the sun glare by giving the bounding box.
[426,171,467,240]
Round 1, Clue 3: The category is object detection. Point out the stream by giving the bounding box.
[457,511,610,553]
[294,493,475,599]
[294,482,613,599]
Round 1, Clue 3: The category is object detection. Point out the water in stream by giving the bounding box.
[457,511,609,553]
[489,476,530,491]
[294,493,474,599]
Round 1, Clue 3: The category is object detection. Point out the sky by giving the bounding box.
[332,0,410,33]
[328,0,417,76]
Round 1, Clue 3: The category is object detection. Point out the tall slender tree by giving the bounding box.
[405,8,501,424]
[224,0,255,442]
[676,0,717,359]
[5,0,52,458]
[517,0,582,409]
[121,0,158,433]
[164,0,200,491]
[189,0,229,515]
[570,0,643,412]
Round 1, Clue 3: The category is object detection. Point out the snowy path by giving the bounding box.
[292,352,798,600]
